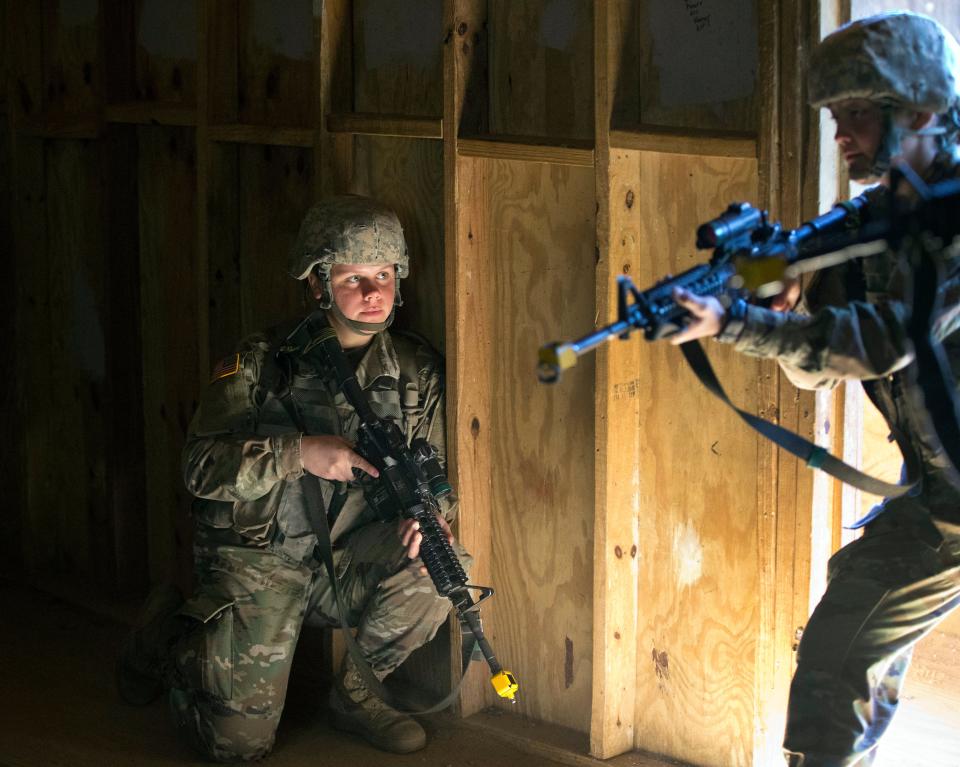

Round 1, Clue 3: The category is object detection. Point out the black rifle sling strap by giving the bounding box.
[678,339,921,499]
[264,347,469,715]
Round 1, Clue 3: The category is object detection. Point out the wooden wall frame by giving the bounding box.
[2,1,839,764]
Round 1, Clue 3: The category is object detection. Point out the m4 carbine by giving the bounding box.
[313,325,519,704]
[537,192,871,383]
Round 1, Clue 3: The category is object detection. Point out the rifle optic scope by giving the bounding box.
[696,202,763,249]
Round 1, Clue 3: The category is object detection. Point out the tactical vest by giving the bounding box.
[812,171,960,522]
[248,326,435,565]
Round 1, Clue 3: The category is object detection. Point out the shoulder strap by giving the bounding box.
[679,340,920,502]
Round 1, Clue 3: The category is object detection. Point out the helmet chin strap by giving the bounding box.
[328,299,395,335]
[314,265,402,336]
[853,109,903,182]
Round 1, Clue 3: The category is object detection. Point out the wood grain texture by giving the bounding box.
[446,153,494,716]
[328,112,443,139]
[488,0,594,141]
[237,0,313,127]
[12,137,49,580]
[41,0,100,117]
[237,143,313,336]
[353,0,443,117]
[458,135,593,166]
[619,150,762,766]
[443,0,491,717]
[133,0,198,106]
[0,97,21,579]
[635,0,759,133]
[44,139,110,583]
[609,126,757,159]
[591,0,640,757]
[350,135,445,352]
[483,158,596,732]
[105,101,197,126]
[205,142,242,365]
[101,126,149,594]
[137,126,198,588]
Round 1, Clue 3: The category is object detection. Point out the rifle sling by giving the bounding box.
[269,353,471,715]
[679,340,920,511]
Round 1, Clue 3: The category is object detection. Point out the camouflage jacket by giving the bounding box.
[182,318,455,564]
[717,154,960,520]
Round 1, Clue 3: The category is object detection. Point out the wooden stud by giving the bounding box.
[590,0,638,758]
[457,134,593,166]
[609,126,757,159]
[443,0,492,717]
[209,123,314,147]
[104,101,197,126]
[327,112,442,139]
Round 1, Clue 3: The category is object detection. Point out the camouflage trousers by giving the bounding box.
[164,520,471,762]
[783,498,960,766]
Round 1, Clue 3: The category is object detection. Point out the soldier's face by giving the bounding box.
[829,99,884,181]
[327,262,397,322]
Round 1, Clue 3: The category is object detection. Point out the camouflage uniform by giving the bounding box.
[710,14,960,764]
[157,198,469,761]
[717,144,960,767]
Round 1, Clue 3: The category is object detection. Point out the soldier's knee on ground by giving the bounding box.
[166,599,293,762]
[169,687,280,762]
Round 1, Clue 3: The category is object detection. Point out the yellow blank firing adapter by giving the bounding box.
[537,342,578,383]
[491,669,519,702]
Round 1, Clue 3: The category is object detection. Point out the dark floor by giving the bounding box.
[0,581,587,767]
[4,579,954,767]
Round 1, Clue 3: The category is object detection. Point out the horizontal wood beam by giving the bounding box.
[610,125,757,159]
[104,102,197,127]
[208,123,315,147]
[458,134,594,166]
[327,112,443,139]
[16,114,101,139]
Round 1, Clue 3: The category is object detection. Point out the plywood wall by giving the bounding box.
[3,1,828,765]
[485,158,596,729]
[623,151,762,764]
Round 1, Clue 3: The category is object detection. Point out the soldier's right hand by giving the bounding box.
[769,278,801,312]
[300,435,379,482]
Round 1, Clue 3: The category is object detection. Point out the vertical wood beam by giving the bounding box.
[754,1,824,763]
[315,0,352,199]
[590,0,639,758]
[196,1,211,394]
[8,2,46,579]
[443,0,491,717]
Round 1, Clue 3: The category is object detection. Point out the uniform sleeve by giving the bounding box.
[182,336,305,502]
[724,299,913,390]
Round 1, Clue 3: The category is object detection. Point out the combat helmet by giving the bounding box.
[808,12,960,177]
[289,195,409,333]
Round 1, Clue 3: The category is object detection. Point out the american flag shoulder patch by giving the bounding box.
[211,353,241,382]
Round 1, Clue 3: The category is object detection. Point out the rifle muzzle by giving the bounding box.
[537,342,577,384]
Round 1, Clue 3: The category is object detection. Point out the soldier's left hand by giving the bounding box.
[399,513,454,574]
[670,287,726,344]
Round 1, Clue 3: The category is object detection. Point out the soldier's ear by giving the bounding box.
[306,272,324,301]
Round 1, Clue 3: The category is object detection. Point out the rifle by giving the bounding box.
[537,192,871,384]
[310,324,519,705]
[537,177,960,499]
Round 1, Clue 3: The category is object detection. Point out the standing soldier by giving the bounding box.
[118,195,469,760]
[671,12,960,766]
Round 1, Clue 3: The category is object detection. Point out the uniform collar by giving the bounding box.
[353,331,400,389]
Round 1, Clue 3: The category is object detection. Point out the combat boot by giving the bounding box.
[116,582,183,706]
[328,655,427,753]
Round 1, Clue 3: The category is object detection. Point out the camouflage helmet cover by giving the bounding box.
[808,12,960,113]
[288,194,410,280]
